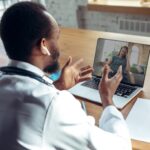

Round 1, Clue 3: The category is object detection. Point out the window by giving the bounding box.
[0,0,31,17]
[0,0,31,11]
[130,46,139,65]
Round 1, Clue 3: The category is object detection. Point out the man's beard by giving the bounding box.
[44,61,60,74]
[44,46,60,74]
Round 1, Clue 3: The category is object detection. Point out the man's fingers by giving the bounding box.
[113,65,123,81]
[80,65,92,71]
[102,65,109,80]
[79,67,93,76]
[116,65,122,79]
[78,75,92,83]
[63,56,72,69]
[77,66,93,82]
[117,65,122,74]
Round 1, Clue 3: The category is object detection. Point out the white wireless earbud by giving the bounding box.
[41,46,51,56]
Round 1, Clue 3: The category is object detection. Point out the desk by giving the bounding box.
[59,27,150,150]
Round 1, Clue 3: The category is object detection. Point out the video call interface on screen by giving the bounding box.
[93,39,150,87]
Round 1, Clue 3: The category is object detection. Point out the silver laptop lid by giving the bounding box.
[93,38,150,87]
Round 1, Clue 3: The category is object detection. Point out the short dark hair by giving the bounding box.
[0,1,53,61]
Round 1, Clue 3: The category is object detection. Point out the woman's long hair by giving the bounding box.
[117,46,128,58]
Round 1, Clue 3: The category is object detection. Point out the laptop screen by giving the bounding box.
[93,38,150,87]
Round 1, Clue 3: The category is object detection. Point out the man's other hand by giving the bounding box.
[99,65,122,108]
[54,56,93,90]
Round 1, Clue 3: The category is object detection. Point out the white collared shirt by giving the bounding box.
[0,60,131,150]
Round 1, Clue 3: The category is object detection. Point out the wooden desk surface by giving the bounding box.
[59,27,150,150]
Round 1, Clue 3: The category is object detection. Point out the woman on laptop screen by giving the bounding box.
[107,46,130,83]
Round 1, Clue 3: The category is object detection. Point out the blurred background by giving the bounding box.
[0,0,150,36]
[0,0,150,66]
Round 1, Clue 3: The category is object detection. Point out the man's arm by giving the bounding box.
[53,59,131,150]
[95,65,131,149]
[45,90,131,150]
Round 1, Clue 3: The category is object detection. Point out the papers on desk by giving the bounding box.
[126,98,150,143]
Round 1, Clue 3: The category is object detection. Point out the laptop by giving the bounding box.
[69,38,150,109]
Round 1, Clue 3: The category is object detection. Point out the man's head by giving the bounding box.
[0,1,60,72]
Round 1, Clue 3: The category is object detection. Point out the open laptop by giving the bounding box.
[69,38,150,109]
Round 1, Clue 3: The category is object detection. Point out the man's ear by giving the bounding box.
[40,38,51,56]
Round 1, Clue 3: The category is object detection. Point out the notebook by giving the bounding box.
[69,38,150,109]
[126,98,150,143]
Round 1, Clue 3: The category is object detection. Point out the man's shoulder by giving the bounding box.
[0,75,57,102]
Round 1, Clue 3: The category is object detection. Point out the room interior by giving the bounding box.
[0,0,150,149]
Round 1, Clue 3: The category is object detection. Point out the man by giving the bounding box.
[0,2,131,150]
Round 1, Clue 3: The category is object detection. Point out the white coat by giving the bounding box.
[0,60,131,150]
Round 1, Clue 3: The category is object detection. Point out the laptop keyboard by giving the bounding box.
[82,77,100,90]
[82,77,137,98]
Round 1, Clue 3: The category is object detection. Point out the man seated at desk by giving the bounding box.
[0,1,131,150]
